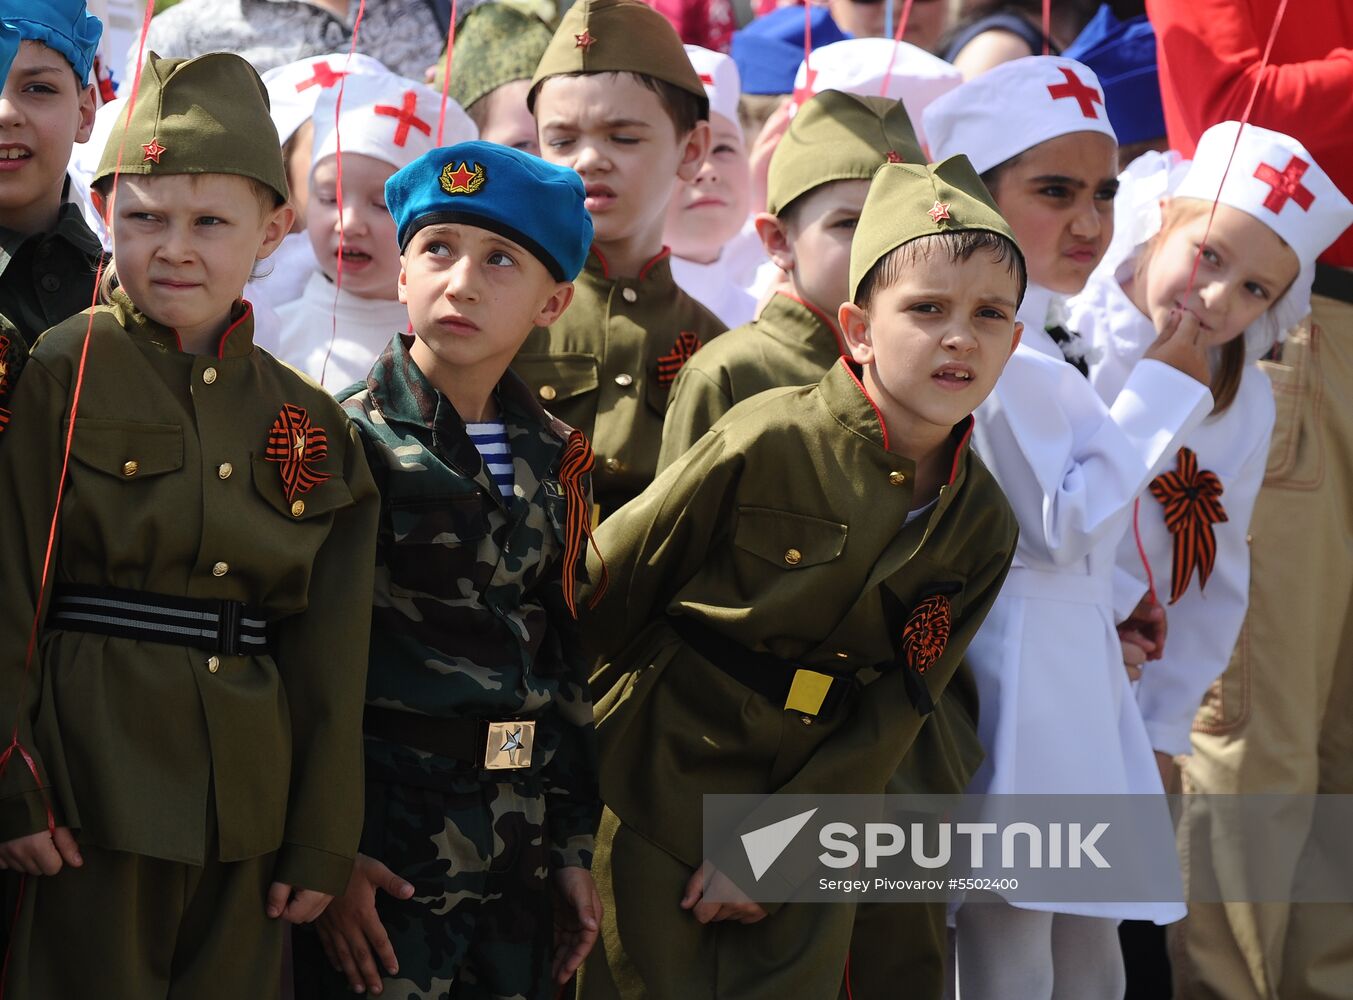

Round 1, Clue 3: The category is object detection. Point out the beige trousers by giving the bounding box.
[1171,294,1353,999]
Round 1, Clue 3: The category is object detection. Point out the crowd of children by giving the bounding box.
[0,1,1349,998]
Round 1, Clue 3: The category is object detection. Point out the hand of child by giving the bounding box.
[1144,308,1211,386]
[266,881,333,925]
[551,866,602,986]
[312,853,414,996]
[680,860,768,925]
[1120,595,1168,662]
[0,826,82,875]
[1120,635,1148,682]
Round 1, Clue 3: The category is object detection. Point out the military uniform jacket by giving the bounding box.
[513,247,726,516]
[658,292,846,470]
[0,292,379,895]
[0,202,104,350]
[588,358,1017,869]
[342,335,602,868]
[0,312,22,433]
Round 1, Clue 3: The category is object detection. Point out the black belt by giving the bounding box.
[363,705,536,770]
[48,585,271,656]
[1314,263,1353,305]
[669,616,860,721]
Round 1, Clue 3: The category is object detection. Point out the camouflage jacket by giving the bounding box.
[341,334,602,868]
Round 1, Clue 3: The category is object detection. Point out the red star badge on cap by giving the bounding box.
[928,201,951,224]
[141,138,167,164]
[575,29,596,49]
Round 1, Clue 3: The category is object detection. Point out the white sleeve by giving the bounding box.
[1135,394,1275,756]
[973,349,1213,568]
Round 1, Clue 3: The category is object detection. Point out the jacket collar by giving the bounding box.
[759,292,847,359]
[0,201,104,278]
[110,289,256,359]
[583,245,675,285]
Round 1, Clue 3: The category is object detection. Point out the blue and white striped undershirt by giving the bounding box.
[466,421,514,498]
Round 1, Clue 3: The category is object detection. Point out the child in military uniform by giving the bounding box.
[0,0,102,347]
[658,88,921,469]
[517,0,726,518]
[294,141,605,1000]
[580,156,1025,1000]
[0,52,379,999]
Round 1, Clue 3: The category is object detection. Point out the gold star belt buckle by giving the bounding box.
[483,720,535,770]
[784,668,836,717]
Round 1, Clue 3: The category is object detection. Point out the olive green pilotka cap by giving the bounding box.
[93,51,289,203]
[848,155,1025,301]
[432,3,553,110]
[527,0,709,119]
[766,90,924,217]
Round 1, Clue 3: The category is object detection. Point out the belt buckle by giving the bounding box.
[482,720,535,770]
[784,668,835,718]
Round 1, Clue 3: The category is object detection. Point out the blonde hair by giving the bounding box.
[1134,197,1247,415]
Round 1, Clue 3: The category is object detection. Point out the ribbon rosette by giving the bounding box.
[265,404,332,503]
[656,331,703,385]
[557,430,608,618]
[902,594,952,675]
[1149,446,1229,604]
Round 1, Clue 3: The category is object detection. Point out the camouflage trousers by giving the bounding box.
[295,763,554,1000]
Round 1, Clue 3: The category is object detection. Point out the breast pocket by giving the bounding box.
[513,354,599,416]
[384,493,492,598]
[250,455,355,523]
[69,418,184,482]
[731,507,847,599]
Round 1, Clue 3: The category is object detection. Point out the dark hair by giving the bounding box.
[853,230,1028,312]
[1211,336,1247,415]
[540,71,703,138]
[979,153,1023,204]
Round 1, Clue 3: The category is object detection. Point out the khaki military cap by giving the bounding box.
[94,51,289,203]
[434,3,553,110]
[848,154,1023,301]
[528,0,708,119]
[767,90,923,217]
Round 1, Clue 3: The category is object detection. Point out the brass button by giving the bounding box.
[218,463,233,480]
[603,457,623,473]
[211,561,229,577]
[206,656,220,674]
[784,547,802,566]
[835,651,850,660]
[614,373,634,387]
[122,460,139,477]
[622,287,638,303]
[799,714,814,726]
[291,499,306,517]
[888,470,907,486]
[539,385,557,401]
[202,366,218,385]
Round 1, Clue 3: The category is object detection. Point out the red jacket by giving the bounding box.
[1148,0,1353,265]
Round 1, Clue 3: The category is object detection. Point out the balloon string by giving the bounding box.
[1042,0,1051,55]
[321,0,370,387]
[796,2,813,105]
[879,0,917,97]
[1132,497,1158,606]
[436,0,459,144]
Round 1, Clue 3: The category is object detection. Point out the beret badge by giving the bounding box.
[440,161,487,196]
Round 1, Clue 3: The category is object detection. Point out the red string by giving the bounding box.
[878,0,916,97]
[0,6,158,995]
[844,954,854,1000]
[1181,0,1291,300]
[1132,497,1158,606]
[794,1,814,105]
[321,0,370,387]
[436,0,459,145]
[1042,0,1051,55]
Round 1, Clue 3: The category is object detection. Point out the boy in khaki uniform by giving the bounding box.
[517,0,726,517]
[0,53,378,999]
[657,89,922,470]
[579,156,1025,999]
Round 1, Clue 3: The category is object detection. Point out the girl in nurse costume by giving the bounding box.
[1068,122,1353,779]
[923,57,1214,998]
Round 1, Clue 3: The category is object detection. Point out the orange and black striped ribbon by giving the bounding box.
[656,331,703,385]
[902,594,952,675]
[1148,446,1228,605]
[264,404,332,503]
[558,430,609,619]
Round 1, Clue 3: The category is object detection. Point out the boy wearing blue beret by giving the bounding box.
[293,141,606,1000]
[0,0,102,347]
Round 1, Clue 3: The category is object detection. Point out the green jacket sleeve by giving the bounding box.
[655,363,735,474]
[269,419,380,895]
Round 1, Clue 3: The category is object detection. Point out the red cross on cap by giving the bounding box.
[374,91,432,148]
[1046,67,1103,119]
[295,61,345,92]
[698,73,714,85]
[1253,155,1316,214]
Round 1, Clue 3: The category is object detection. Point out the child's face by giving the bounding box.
[535,73,708,250]
[664,111,750,263]
[989,131,1119,296]
[0,41,95,231]
[399,222,572,374]
[111,173,291,346]
[307,152,401,300]
[1135,200,1300,349]
[760,179,870,318]
[839,245,1023,444]
[474,79,539,156]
